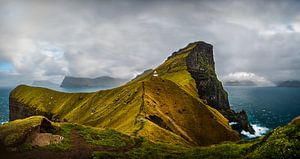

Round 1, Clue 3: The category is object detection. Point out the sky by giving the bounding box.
[0,0,300,87]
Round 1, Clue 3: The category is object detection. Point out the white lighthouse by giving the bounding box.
[153,71,158,77]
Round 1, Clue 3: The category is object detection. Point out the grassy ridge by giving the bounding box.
[10,74,239,146]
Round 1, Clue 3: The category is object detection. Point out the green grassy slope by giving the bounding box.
[1,115,299,159]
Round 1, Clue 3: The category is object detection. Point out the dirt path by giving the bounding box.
[0,129,141,159]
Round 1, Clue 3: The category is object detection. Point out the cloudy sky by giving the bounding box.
[0,0,300,87]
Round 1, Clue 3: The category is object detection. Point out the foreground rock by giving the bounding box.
[0,116,61,151]
[31,133,63,147]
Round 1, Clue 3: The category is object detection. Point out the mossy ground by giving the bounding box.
[46,123,139,151]
[47,123,73,151]
[247,122,300,159]
[91,120,300,159]
[76,125,136,148]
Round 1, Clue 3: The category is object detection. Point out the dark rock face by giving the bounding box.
[186,42,229,110]
[146,115,173,132]
[185,41,254,134]
[39,118,59,133]
[230,110,255,133]
[9,97,53,121]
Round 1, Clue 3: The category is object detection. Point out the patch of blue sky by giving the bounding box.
[49,48,64,58]
[37,41,64,59]
[0,62,14,72]
[286,24,294,32]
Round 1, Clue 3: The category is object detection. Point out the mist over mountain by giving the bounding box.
[222,72,274,87]
[276,80,300,87]
[224,80,257,86]
[32,80,59,87]
[60,76,128,88]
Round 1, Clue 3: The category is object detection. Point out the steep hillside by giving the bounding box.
[9,41,252,146]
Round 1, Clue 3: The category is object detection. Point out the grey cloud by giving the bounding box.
[0,0,300,87]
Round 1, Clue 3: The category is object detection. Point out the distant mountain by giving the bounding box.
[60,76,127,88]
[32,80,59,87]
[277,80,300,87]
[224,80,257,86]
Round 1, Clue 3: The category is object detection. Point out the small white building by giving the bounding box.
[153,71,158,77]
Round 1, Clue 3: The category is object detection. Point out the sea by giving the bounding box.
[225,86,300,138]
[1,86,300,138]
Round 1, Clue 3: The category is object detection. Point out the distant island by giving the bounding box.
[32,80,59,87]
[60,76,127,88]
[224,80,257,86]
[277,80,300,87]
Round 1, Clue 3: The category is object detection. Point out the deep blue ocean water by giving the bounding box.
[0,87,11,123]
[1,86,300,137]
[225,86,300,137]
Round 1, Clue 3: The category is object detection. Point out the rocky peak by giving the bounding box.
[186,42,228,110]
[169,41,215,70]
[184,41,255,134]
[187,41,215,70]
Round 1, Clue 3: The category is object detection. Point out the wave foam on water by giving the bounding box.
[241,124,269,138]
[0,121,8,125]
